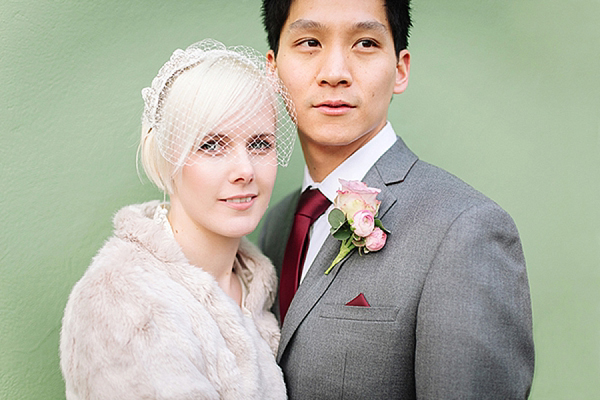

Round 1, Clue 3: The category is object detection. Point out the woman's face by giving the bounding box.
[170,108,278,240]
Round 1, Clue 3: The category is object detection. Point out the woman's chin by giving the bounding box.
[219,224,260,239]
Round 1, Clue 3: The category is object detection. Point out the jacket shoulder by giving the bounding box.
[264,190,300,224]
[258,189,301,255]
[393,159,511,219]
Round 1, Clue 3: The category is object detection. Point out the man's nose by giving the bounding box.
[316,46,352,87]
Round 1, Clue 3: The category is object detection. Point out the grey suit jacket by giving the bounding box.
[259,138,534,399]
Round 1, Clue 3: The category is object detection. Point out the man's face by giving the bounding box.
[268,0,409,161]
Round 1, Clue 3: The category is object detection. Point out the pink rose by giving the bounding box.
[365,227,387,252]
[335,192,368,220]
[334,179,381,218]
[351,210,375,237]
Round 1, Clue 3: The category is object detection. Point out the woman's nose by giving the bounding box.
[229,147,255,184]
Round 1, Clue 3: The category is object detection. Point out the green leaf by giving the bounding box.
[375,219,390,234]
[328,208,346,230]
[333,227,352,240]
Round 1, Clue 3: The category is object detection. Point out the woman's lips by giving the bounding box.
[221,195,257,211]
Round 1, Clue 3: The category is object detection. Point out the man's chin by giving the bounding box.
[299,128,378,151]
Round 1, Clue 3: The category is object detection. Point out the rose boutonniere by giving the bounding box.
[325,179,389,275]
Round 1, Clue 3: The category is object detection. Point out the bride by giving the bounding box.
[60,39,295,399]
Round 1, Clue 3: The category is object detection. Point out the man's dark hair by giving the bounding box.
[261,0,412,56]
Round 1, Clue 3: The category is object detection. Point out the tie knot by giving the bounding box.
[296,189,331,222]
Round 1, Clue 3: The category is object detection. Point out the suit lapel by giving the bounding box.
[276,138,419,361]
[276,233,340,360]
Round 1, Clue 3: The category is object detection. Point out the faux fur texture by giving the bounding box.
[60,201,286,399]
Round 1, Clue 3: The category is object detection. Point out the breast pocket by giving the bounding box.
[315,304,409,398]
[319,303,400,322]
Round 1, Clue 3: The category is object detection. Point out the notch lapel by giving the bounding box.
[277,233,346,361]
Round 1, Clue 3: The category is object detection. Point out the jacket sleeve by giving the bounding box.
[60,268,221,400]
[414,202,534,399]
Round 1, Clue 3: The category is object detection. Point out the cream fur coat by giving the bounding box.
[60,201,286,399]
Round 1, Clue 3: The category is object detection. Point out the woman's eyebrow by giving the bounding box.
[247,132,276,142]
[200,132,228,141]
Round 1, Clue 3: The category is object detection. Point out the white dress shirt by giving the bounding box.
[299,122,397,283]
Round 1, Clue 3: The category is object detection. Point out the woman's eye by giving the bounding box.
[248,136,274,153]
[198,139,224,153]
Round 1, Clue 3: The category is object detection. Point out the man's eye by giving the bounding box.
[300,39,320,48]
[356,39,377,48]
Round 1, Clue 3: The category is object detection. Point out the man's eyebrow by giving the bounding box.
[287,19,388,34]
[288,19,325,32]
[353,20,388,34]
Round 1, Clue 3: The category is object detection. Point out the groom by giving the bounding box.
[259,0,535,398]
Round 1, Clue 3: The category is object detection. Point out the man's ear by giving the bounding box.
[394,49,410,94]
[266,50,277,74]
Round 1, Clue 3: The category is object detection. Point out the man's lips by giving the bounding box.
[315,100,354,108]
[314,101,355,116]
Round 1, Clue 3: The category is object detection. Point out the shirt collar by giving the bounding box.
[302,121,397,202]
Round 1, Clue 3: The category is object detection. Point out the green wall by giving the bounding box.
[1,1,598,398]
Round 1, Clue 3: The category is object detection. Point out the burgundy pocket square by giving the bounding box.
[345,293,370,307]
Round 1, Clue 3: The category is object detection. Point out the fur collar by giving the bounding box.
[112,201,277,320]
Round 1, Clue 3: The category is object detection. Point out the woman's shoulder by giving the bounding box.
[63,235,158,332]
[59,212,220,399]
[75,200,186,288]
[62,202,180,333]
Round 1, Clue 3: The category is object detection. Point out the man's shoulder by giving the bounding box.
[410,159,490,200]
[269,189,302,216]
[374,137,494,206]
[374,150,515,232]
[258,188,301,254]
[261,189,301,230]
[385,150,499,208]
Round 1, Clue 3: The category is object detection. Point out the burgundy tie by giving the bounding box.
[279,189,331,323]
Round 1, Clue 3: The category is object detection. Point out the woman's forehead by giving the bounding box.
[213,104,277,133]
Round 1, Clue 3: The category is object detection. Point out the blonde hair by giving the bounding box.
[139,48,281,194]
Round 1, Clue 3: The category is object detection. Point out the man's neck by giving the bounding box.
[300,129,381,183]
[302,144,352,183]
[301,122,398,196]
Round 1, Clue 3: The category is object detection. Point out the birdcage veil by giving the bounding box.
[140,39,296,191]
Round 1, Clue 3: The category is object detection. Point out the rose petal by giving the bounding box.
[365,227,386,252]
[351,210,375,237]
